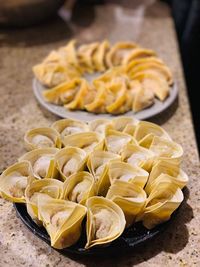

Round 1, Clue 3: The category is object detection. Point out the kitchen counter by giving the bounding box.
[0,1,199,266]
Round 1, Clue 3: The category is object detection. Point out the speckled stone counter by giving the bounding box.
[0,1,199,266]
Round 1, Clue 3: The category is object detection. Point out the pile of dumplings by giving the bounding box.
[33,40,173,114]
[0,117,188,250]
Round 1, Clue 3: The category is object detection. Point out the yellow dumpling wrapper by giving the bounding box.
[123,48,157,65]
[93,40,110,72]
[106,180,147,227]
[38,197,87,249]
[43,78,82,105]
[106,41,138,67]
[0,161,33,203]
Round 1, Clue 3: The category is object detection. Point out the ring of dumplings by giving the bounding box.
[0,117,188,250]
[33,40,173,114]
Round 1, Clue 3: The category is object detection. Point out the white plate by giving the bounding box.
[33,79,178,121]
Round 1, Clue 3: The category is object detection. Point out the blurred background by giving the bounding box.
[0,0,199,152]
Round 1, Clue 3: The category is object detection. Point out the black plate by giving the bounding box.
[13,202,180,256]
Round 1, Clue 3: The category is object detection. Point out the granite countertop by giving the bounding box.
[0,1,199,266]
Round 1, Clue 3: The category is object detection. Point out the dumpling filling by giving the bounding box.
[62,158,78,177]
[9,173,27,198]
[33,155,53,178]
[32,135,54,148]
[61,126,85,137]
[107,136,131,154]
[69,180,91,203]
[50,209,72,228]
[93,208,115,239]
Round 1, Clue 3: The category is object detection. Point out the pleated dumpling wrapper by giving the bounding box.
[62,171,95,205]
[38,197,87,249]
[121,143,155,172]
[145,159,188,194]
[134,121,171,148]
[149,136,183,163]
[55,147,87,181]
[89,118,112,135]
[123,48,157,65]
[110,116,139,133]
[131,71,170,101]
[108,161,149,188]
[137,180,183,229]
[19,148,59,179]
[51,118,89,141]
[0,161,33,203]
[77,42,99,73]
[63,132,104,153]
[43,78,82,105]
[106,41,138,67]
[87,150,121,196]
[105,128,134,154]
[106,180,146,227]
[93,40,110,72]
[24,127,61,151]
[85,196,126,249]
[25,178,63,222]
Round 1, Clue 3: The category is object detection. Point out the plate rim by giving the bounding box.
[32,78,178,121]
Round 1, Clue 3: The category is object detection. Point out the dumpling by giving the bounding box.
[89,119,112,135]
[121,143,155,171]
[93,40,110,71]
[134,121,171,148]
[106,42,138,67]
[132,71,170,101]
[111,116,139,132]
[105,129,134,154]
[87,150,121,196]
[123,48,157,65]
[0,161,32,203]
[108,161,149,188]
[38,197,87,249]
[77,42,99,73]
[43,78,82,105]
[51,118,89,140]
[24,127,61,151]
[63,132,104,153]
[126,57,164,74]
[25,178,63,222]
[106,180,147,226]
[136,180,183,229]
[85,196,126,249]
[62,171,95,205]
[55,147,87,180]
[19,148,59,179]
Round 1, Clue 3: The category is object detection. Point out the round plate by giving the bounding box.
[33,79,178,121]
[14,202,180,256]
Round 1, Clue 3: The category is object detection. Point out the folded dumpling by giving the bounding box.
[92,40,110,71]
[38,197,87,249]
[132,71,170,101]
[63,132,104,153]
[25,178,63,222]
[105,129,134,154]
[106,42,138,67]
[134,121,171,148]
[85,196,126,249]
[0,161,32,203]
[62,171,95,205]
[126,57,164,74]
[19,148,59,179]
[111,116,139,133]
[89,119,112,135]
[24,127,61,151]
[108,161,149,188]
[106,180,147,226]
[87,150,121,196]
[55,147,87,180]
[145,159,188,194]
[51,118,89,140]
[123,48,157,65]
[121,143,155,171]
[137,180,183,229]
[77,42,99,73]
[149,136,183,163]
